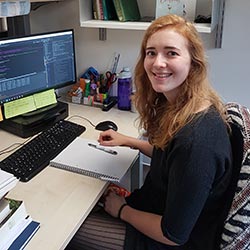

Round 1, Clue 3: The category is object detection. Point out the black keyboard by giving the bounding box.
[0,120,86,182]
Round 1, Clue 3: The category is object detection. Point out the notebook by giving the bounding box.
[8,220,40,250]
[50,137,138,182]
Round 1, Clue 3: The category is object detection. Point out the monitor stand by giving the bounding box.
[0,101,68,138]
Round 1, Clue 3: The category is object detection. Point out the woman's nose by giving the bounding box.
[153,54,167,67]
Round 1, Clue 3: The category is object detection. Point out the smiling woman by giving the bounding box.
[66,14,233,250]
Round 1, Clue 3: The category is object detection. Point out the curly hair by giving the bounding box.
[133,14,227,149]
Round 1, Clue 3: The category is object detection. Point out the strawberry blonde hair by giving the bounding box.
[133,14,227,149]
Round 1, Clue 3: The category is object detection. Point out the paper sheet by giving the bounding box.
[33,89,57,109]
[0,0,30,17]
[4,96,36,119]
[0,107,3,121]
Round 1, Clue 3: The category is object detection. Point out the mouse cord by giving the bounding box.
[0,136,34,156]
[66,115,96,128]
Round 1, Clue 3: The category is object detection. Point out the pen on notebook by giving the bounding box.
[100,176,117,181]
[88,143,118,155]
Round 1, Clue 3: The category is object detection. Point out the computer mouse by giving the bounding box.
[95,121,118,131]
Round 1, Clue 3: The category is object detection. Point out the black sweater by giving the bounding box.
[125,107,232,250]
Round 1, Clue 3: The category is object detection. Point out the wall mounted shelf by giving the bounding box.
[79,0,225,48]
[80,19,214,33]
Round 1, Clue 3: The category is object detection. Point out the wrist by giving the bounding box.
[118,203,128,220]
[128,137,139,150]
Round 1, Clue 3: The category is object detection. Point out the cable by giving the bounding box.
[66,115,96,128]
[0,136,34,156]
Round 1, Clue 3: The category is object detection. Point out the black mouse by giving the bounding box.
[95,121,118,131]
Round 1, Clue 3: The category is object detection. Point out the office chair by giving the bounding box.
[220,102,250,250]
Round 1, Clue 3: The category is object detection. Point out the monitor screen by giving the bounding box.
[0,29,76,105]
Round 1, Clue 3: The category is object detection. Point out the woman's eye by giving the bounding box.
[146,51,155,56]
[167,51,178,56]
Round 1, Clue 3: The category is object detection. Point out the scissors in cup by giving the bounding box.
[105,71,117,90]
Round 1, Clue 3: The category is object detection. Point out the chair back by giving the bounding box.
[220,102,250,250]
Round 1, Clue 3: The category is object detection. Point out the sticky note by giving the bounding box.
[33,89,57,109]
[0,107,3,121]
[4,96,36,119]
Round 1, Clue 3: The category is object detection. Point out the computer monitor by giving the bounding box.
[0,29,76,137]
[0,29,76,105]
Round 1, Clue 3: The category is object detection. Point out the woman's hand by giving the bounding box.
[98,129,154,157]
[98,129,129,147]
[103,190,126,218]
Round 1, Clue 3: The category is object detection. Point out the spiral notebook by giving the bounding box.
[50,137,138,182]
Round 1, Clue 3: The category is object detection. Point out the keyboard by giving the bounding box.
[0,120,86,182]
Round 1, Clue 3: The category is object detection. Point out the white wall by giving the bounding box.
[207,0,250,107]
[30,0,250,107]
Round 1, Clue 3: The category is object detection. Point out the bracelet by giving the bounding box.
[118,203,127,220]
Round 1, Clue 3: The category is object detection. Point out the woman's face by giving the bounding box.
[144,28,191,103]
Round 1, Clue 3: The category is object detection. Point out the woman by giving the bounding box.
[67,14,232,250]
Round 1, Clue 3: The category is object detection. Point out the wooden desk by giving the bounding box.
[1,103,139,250]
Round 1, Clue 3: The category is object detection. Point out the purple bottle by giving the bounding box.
[117,67,132,110]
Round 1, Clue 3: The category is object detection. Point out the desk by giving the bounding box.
[0,102,139,250]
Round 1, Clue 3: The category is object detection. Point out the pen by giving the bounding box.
[88,143,118,155]
[100,176,117,181]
